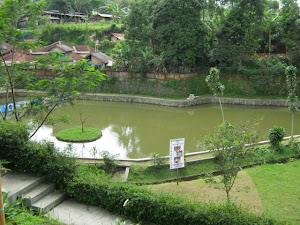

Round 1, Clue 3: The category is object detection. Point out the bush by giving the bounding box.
[0,121,76,189]
[100,151,118,174]
[268,126,286,155]
[67,164,281,225]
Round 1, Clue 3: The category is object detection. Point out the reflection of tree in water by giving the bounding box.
[112,125,143,158]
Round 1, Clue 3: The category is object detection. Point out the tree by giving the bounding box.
[285,66,298,137]
[27,55,105,138]
[205,67,225,123]
[0,0,44,121]
[263,1,279,56]
[205,121,259,199]
[151,0,209,71]
[268,126,286,155]
[45,0,73,14]
[277,0,300,55]
[212,0,266,66]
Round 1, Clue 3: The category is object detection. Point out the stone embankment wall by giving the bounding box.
[1,90,299,108]
[79,93,300,108]
[104,70,199,80]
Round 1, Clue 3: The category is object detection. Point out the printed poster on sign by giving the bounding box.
[170,138,185,170]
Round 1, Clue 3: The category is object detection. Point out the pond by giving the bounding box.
[29,100,300,159]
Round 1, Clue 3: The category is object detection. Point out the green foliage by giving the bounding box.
[67,163,280,225]
[268,126,286,154]
[3,192,25,220]
[100,151,118,174]
[40,22,123,46]
[256,146,271,164]
[150,152,165,167]
[0,121,76,189]
[89,146,100,159]
[205,67,224,96]
[9,207,65,225]
[205,121,260,199]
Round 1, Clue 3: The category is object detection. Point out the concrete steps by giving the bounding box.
[32,190,66,213]
[1,172,66,213]
[23,183,56,207]
[2,172,45,202]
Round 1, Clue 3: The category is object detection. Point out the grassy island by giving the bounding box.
[56,127,102,143]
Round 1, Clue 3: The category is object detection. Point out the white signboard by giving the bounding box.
[170,138,185,170]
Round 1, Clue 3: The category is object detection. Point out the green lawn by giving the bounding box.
[246,160,300,225]
[128,158,217,183]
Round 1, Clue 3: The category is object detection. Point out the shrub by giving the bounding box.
[67,165,281,225]
[268,126,286,155]
[0,121,76,189]
[100,151,118,174]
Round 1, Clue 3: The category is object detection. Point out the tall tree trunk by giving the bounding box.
[291,112,294,137]
[30,102,58,138]
[269,28,271,57]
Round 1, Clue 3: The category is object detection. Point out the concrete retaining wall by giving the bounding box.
[2,90,299,108]
[78,93,300,108]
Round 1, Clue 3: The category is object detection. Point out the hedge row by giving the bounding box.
[0,120,76,189]
[67,165,281,225]
[0,121,282,224]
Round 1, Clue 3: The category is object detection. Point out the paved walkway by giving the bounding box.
[48,199,132,225]
[1,172,133,225]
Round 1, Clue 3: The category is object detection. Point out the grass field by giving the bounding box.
[247,160,300,224]
[150,160,300,224]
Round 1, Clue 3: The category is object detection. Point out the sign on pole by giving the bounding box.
[170,138,185,170]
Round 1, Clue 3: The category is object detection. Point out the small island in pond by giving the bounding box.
[56,127,102,143]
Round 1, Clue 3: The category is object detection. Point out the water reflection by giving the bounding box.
[32,125,131,159]
[29,100,300,159]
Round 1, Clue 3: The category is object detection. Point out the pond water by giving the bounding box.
[29,100,300,159]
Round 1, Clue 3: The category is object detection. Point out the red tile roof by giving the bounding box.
[73,45,98,53]
[3,52,35,62]
[71,52,84,61]
[34,41,74,53]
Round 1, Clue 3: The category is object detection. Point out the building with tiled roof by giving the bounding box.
[0,42,13,55]
[3,52,35,64]
[2,41,113,67]
[111,33,125,42]
[73,45,98,58]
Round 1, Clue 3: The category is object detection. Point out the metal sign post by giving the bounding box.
[170,138,185,186]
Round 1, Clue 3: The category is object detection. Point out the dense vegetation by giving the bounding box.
[118,0,300,73]
[0,120,287,225]
[19,0,300,76]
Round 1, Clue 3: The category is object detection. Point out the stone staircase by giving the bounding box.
[1,172,66,213]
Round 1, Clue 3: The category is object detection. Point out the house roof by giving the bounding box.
[73,45,98,53]
[0,42,13,53]
[111,33,125,40]
[91,52,113,64]
[71,52,84,61]
[3,52,35,62]
[34,41,74,53]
